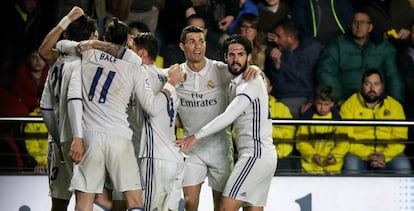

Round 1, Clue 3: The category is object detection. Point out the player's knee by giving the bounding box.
[184,195,199,211]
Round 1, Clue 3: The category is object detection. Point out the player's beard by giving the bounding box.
[361,91,380,103]
[228,60,248,76]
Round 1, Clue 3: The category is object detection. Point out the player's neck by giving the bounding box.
[186,58,207,72]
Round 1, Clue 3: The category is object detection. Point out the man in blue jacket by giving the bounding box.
[265,18,322,118]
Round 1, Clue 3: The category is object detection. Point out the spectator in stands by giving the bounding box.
[157,0,193,55]
[396,20,414,167]
[164,14,223,67]
[396,19,414,111]
[340,68,411,174]
[290,0,354,47]
[355,0,414,52]
[265,18,322,118]
[127,21,165,68]
[257,0,291,44]
[234,13,266,70]
[53,0,106,39]
[265,76,298,174]
[316,10,405,106]
[11,49,48,113]
[227,0,258,34]
[2,0,53,86]
[296,85,348,174]
[128,21,151,36]
[0,85,31,173]
[189,0,239,33]
[24,108,48,174]
[125,0,165,34]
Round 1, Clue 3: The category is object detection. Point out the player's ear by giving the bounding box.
[179,42,185,52]
[141,48,149,57]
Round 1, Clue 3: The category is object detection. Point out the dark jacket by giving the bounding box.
[265,37,322,99]
[291,0,354,45]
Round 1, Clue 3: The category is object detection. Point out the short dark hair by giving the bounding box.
[128,21,150,35]
[314,84,335,102]
[67,15,97,42]
[223,34,252,55]
[104,17,129,46]
[133,32,159,61]
[186,14,206,26]
[361,68,383,84]
[274,18,299,38]
[180,25,205,43]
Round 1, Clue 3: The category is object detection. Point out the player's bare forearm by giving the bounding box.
[39,6,84,65]
[39,27,64,65]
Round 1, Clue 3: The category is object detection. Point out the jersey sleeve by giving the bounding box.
[67,63,83,138]
[122,49,143,66]
[237,77,261,99]
[39,70,60,142]
[56,40,79,56]
[132,64,171,117]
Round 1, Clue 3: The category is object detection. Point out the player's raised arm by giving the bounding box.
[38,6,84,65]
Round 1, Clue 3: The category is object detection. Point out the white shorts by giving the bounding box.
[70,131,141,193]
[223,155,276,206]
[183,148,233,192]
[140,158,184,211]
[48,142,74,200]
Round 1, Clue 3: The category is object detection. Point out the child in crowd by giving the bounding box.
[296,85,349,174]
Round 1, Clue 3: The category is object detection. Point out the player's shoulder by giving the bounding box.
[210,59,227,71]
[122,49,143,66]
[244,74,264,86]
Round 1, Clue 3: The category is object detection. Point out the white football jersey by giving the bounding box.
[139,64,183,163]
[195,75,275,158]
[81,49,168,138]
[40,53,82,143]
[176,58,233,153]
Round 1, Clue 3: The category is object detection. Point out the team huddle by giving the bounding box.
[39,6,276,211]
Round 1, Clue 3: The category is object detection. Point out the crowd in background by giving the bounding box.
[1,0,414,175]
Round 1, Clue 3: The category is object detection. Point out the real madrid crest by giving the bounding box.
[207,80,215,89]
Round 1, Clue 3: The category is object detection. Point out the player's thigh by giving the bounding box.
[183,155,208,187]
[71,132,106,193]
[223,156,276,206]
[49,142,73,200]
[106,136,141,192]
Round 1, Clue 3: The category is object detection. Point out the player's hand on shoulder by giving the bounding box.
[167,64,185,86]
[243,65,261,81]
